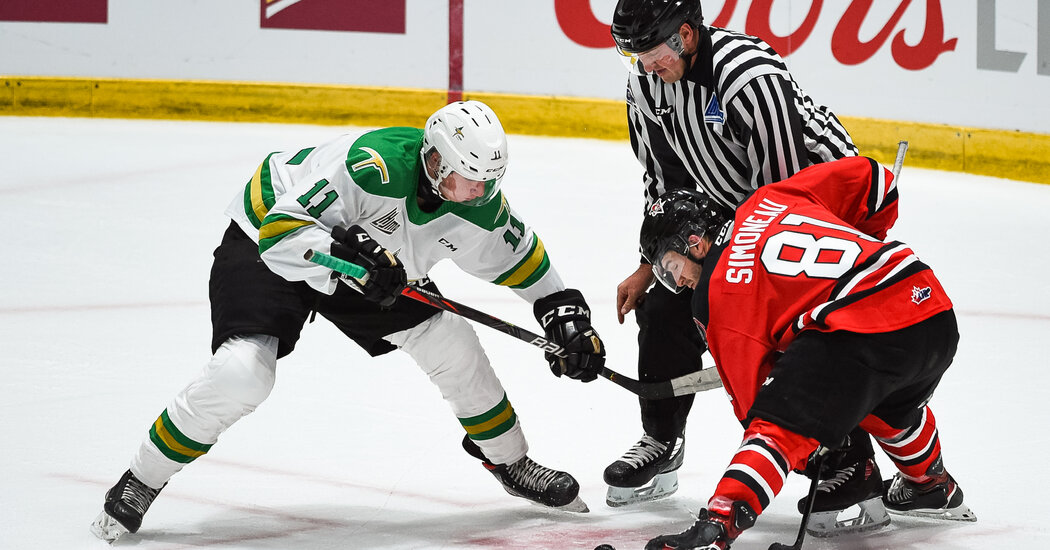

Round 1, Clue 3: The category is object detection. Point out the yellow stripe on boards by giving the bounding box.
[2,77,1047,184]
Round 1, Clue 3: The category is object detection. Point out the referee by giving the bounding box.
[602,0,879,528]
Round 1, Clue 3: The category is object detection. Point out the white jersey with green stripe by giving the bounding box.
[225,127,564,303]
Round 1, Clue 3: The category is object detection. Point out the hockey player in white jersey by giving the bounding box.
[90,100,606,543]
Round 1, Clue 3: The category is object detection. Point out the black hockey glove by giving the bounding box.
[330,225,407,307]
[533,289,606,382]
[645,501,756,550]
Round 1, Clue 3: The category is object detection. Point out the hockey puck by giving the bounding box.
[594,545,615,550]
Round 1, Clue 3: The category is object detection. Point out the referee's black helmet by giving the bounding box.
[611,0,704,54]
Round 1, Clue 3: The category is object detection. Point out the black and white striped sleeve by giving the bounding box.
[626,88,695,212]
[726,73,809,190]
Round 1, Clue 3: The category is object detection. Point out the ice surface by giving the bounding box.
[2,117,1048,549]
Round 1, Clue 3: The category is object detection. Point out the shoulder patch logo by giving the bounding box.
[350,146,391,184]
[911,286,932,305]
[370,208,401,235]
[704,93,725,124]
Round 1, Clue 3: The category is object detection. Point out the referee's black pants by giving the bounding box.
[636,283,703,441]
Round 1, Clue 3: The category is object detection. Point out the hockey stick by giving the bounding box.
[769,448,827,550]
[305,249,722,400]
[892,140,909,181]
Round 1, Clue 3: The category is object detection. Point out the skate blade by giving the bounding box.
[503,485,590,513]
[806,497,891,538]
[888,502,977,522]
[555,496,590,513]
[605,471,678,507]
[90,511,129,544]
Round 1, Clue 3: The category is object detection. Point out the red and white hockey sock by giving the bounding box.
[710,419,818,515]
[862,406,942,482]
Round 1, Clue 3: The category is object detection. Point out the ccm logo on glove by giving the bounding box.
[533,289,606,382]
[539,304,590,328]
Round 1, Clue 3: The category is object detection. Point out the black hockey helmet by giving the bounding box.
[640,188,730,292]
[611,0,704,54]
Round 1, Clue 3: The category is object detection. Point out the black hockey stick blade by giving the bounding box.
[598,365,721,399]
[307,249,722,399]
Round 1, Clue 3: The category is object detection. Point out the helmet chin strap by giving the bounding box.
[687,237,707,262]
[432,178,451,201]
[421,149,452,201]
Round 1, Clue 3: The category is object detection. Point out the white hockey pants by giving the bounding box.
[130,334,278,489]
[386,311,527,465]
[130,311,527,490]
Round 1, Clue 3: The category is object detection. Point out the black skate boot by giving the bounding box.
[798,457,890,537]
[462,435,588,512]
[90,469,165,543]
[604,434,684,507]
[645,500,756,550]
[883,459,976,521]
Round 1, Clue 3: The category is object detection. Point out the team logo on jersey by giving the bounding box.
[370,208,401,235]
[648,199,665,216]
[351,147,390,184]
[704,93,725,124]
[911,286,932,305]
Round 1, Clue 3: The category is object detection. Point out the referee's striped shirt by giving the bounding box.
[627,26,858,211]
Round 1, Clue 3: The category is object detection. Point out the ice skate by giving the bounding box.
[463,436,587,512]
[798,457,890,537]
[487,455,589,512]
[883,470,976,522]
[604,434,684,507]
[90,469,165,543]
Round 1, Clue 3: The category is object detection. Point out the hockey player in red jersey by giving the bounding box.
[638,156,975,550]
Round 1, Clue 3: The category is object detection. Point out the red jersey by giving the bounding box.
[694,156,953,421]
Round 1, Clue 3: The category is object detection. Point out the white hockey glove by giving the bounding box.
[534,289,606,382]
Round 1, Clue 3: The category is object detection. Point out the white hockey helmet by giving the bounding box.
[421,100,508,206]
